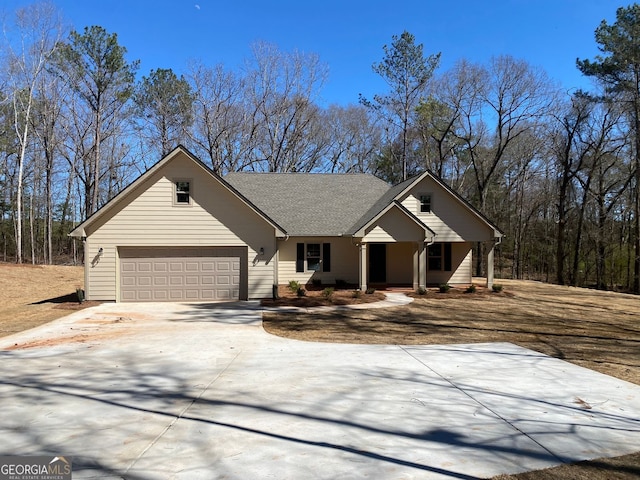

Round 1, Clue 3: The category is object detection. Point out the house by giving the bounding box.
[69,146,503,302]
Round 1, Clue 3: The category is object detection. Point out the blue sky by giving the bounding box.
[5,0,618,106]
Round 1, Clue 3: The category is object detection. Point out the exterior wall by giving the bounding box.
[386,242,414,284]
[427,242,473,285]
[400,177,495,242]
[277,236,359,286]
[84,152,276,300]
[362,206,425,242]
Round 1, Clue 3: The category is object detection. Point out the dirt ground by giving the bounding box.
[2,264,639,478]
[0,262,92,338]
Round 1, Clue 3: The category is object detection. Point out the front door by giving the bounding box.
[369,244,387,283]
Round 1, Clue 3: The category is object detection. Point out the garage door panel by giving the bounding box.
[169,262,183,272]
[153,262,168,272]
[120,252,241,302]
[153,276,168,286]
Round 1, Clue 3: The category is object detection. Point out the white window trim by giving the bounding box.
[174,178,192,206]
[306,243,321,272]
[419,193,433,213]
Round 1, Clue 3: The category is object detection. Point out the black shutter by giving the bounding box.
[322,243,331,272]
[444,243,452,271]
[296,243,305,272]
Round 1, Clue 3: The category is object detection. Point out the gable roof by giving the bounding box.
[225,172,390,236]
[69,146,286,238]
[70,146,502,241]
[350,170,503,238]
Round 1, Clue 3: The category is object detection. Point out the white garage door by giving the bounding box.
[120,248,243,302]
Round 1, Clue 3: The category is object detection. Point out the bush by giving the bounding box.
[352,289,362,299]
[322,287,334,299]
[439,283,451,293]
[492,284,504,293]
[365,287,376,294]
[465,284,476,294]
[296,287,306,297]
[288,280,300,293]
[415,287,427,295]
[76,287,85,303]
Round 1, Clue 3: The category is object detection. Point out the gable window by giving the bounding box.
[296,243,331,272]
[420,193,432,213]
[428,242,452,271]
[175,180,191,205]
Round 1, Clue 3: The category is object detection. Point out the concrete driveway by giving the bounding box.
[1,301,639,479]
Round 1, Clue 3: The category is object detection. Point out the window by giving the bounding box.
[306,243,321,271]
[428,243,442,271]
[420,194,432,213]
[428,242,452,271]
[296,243,331,272]
[175,180,191,204]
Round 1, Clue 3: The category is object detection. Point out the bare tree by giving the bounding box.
[245,42,328,172]
[186,62,249,173]
[323,104,382,173]
[2,1,63,263]
[550,93,593,285]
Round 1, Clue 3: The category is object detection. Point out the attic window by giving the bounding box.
[420,194,432,213]
[175,180,191,204]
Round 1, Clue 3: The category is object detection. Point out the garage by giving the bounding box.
[119,247,247,302]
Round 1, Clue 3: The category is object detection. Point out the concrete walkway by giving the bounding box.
[0,300,639,479]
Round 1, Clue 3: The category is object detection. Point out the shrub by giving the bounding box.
[416,287,427,295]
[352,289,362,299]
[322,287,334,299]
[76,287,85,303]
[296,287,306,297]
[365,287,376,294]
[465,284,476,294]
[439,283,451,293]
[288,280,300,293]
[492,284,504,293]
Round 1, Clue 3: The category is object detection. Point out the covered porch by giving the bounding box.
[356,240,500,292]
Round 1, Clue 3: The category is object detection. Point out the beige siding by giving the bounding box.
[85,152,276,300]
[277,237,359,285]
[363,206,426,243]
[427,242,473,285]
[401,177,495,242]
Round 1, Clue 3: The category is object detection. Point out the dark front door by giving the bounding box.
[369,244,387,283]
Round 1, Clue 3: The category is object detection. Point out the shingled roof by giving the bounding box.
[225,173,390,236]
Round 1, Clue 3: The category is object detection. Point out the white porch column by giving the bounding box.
[359,242,367,291]
[273,242,280,298]
[486,241,495,289]
[413,243,419,290]
[419,242,427,289]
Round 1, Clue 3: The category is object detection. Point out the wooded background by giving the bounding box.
[2,2,640,293]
